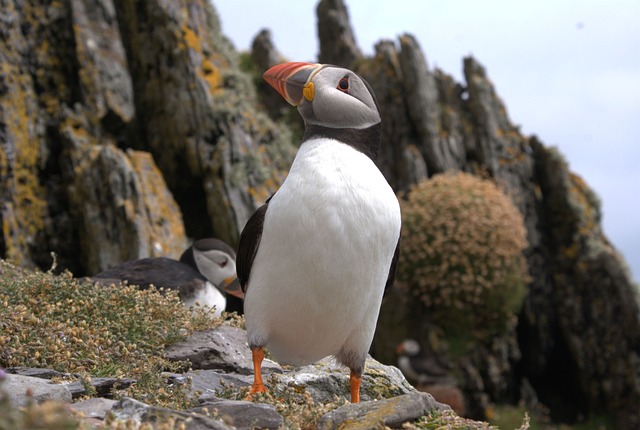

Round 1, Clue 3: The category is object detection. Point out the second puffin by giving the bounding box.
[237,62,401,403]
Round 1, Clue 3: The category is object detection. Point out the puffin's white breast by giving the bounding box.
[244,137,401,366]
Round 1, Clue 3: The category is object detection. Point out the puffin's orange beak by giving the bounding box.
[263,62,323,106]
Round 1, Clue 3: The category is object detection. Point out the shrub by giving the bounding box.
[398,172,529,340]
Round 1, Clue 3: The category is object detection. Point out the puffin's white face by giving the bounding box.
[298,66,381,130]
[398,339,421,356]
[193,248,237,287]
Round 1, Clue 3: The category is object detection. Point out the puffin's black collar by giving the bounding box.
[302,123,382,161]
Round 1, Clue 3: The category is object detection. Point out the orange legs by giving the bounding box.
[349,371,361,403]
[249,347,267,396]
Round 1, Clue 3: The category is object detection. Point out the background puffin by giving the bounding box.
[396,339,449,386]
[91,238,243,315]
[238,62,402,403]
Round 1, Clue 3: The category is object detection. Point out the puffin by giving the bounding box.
[237,62,402,403]
[396,339,449,386]
[91,238,244,315]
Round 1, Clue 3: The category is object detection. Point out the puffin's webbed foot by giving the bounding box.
[246,346,268,399]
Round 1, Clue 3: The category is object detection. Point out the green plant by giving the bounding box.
[398,172,529,340]
[0,259,224,410]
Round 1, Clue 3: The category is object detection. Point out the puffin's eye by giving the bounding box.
[337,77,349,93]
[218,258,228,267]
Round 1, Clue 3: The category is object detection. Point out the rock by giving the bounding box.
[398,34,465,173]
[63,376,136,398]
[111,397,233,430]
[317,392,450,430]
[316,0,362,67]
[191,398,284,430]
[417,383,466,417]
[113,0,296,244]
[3,374,72,406]
[66,142,187,273]
[185,369,254,401]
[165,325,282,375]
[277,356,416,404]
[71,397,118,420]
[5,367,67,379]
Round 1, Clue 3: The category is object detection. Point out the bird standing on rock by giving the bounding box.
[237,62,401,403]
[92,238,244,315]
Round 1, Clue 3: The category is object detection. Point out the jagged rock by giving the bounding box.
[165,325,282,375]
[3,374,72,406]
[113,0,296,244]
[191,399,284,430]
[354,40,428,191]
[251,29,285,72]
[111,397,233,430]
[66,141,187,273]
[398,34,465,173]
[316,0,362,67]
[317,392,450,430]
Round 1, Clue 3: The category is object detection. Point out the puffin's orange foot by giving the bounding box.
[245,382,268,400]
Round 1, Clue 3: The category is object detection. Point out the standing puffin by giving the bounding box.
[237,62,401,403]
[92,238,243,315]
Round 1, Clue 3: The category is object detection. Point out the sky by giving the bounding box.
[214,1,640,282]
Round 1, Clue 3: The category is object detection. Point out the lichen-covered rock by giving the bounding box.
[317,392,449,430]
[67,141,186,273]
[113,0,296,245]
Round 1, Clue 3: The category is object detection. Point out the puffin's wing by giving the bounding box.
[92,258,204,291]
[237,199,271,293]
[384,237,401,295]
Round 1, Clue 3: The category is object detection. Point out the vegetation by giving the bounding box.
[0,258,224,411]
[398,172,530,341]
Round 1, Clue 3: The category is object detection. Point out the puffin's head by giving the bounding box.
[263,62,381,147]
[396,339,421,357]
[180,238,244,299]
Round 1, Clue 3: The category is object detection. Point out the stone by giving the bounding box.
[276,356,416,404]
[111,397,233,430]
[71,397,117,420]
[3,374,72,406]
[5,367,67,380]
[317,392,450,430]
[165,325,282,374]
[185,369,254,401]
[63,376,136,398]
[191,398,284,430]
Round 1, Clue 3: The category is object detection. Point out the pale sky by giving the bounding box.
[214,1,640,282]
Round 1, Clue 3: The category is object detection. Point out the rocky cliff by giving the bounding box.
[1,0,639,428]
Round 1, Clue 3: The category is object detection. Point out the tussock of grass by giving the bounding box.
[0,259,225,409]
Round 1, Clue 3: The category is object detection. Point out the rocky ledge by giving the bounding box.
[1,323,457,429]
